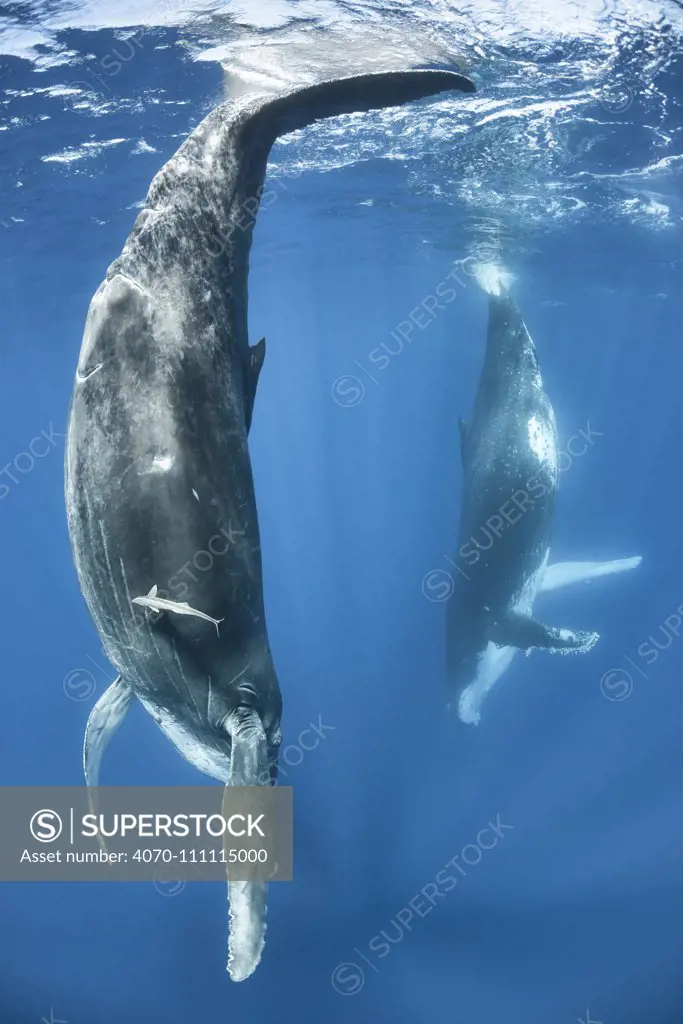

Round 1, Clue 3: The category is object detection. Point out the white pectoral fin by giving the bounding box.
[458,643,517,726]
[224,708,270,982]
[83,675,134,853]
[541,556,642,593]
[83,675,133,787]
[225,874,268,983]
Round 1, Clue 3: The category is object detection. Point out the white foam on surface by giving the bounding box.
[2,2,682,239]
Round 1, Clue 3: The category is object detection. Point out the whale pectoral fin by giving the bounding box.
[83,675,133,787]
[244,338,266,433]
[458,643,516,726]
[83,675,134,852]
[541,556,642,593]
[225,706,269,787]
[458,417,468,466]
[223,707,270,983]
[488,612,599,654]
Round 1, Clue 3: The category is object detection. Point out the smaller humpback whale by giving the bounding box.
[66,67,476,981]
[447,267,641,724]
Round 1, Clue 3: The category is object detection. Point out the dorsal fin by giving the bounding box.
[458,416,468,466]
[244,338,266,434]
[250,337,266,390]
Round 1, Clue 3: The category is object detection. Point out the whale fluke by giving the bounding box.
[246,70,475,146]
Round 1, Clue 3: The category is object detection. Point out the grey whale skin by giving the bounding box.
[64,69,476,981]
[448,282,641,725]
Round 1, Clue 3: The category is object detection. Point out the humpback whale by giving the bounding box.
[65,68,476,981]
[447,269,641,725]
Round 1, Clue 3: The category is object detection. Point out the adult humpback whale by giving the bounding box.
[65,68,476,982]
[447,269,641,725]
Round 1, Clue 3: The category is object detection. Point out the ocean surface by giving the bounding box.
[1,1,683,1022]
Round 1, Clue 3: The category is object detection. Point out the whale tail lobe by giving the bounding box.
[247,69,475,149]
[234,70,475,207]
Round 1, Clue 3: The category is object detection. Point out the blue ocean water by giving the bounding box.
[1,3,683,1022]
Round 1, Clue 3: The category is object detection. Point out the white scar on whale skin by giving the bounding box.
[132,585,224,635]
[76,363,103,382]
